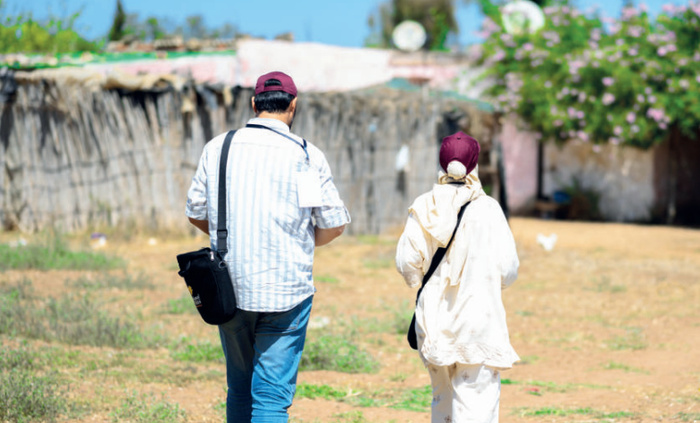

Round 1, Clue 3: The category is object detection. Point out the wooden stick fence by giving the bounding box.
[0,71,498,234]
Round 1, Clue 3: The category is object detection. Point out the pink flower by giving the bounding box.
[602,93,616,105]
[554,119,564,127]
[637,94,645,103]
[578,131,589,142]
[592,144,602,153]
[628,48,638,56]
[577,111,585,119]
[647,108,666,122]
[657,46,668,56]
[523,43,534,51]
[626,112,636,123]
[609,137,621,145]
[680,79,689,89]
[603,77,615,86]
[696,75,700,84]
[614,126,623,136]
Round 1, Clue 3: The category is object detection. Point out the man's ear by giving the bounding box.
[288,97,298,114]
[251,96,258,114]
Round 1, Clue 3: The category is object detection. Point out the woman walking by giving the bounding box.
[396,131,520,423]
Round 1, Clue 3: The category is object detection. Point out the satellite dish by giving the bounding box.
[392,20,427,52]
[501,0,545,35]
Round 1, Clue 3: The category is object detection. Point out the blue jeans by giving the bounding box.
[218,295,313,423]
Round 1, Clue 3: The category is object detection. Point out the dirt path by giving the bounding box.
[2,217,699,422]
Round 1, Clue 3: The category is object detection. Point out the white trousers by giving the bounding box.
[427,363,501,423]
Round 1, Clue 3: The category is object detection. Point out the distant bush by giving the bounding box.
[110,391,186,423]
[0,235,123,271]
[0,344,65,423]
[0,280,161,348]
[300,333,379,374]
[0,4,100,54]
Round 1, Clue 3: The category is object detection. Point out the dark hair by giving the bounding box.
[254,79,295,113]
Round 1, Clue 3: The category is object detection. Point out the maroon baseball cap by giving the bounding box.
[255,71,298,98]
[439,131,480,175]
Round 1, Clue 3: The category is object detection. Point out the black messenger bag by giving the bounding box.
[177,130,237,325]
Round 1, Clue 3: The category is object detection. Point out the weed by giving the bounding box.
[0,368,66,423]
[603,361,649,374]
[162,294,197,315]
[518,406,633,418]
[0,281,161,348]
[362,258,394,269]
[295,383,347,401]
[590,275,627,293]
[0,341,37,370]
[109,391,186,423]
[170,338,224,363]
[68,271,154,291]
[517,355,540,365]
[676,412,700,421]
[606,327,647,350]
[0,235,123,271]
[390,385,431,413]
[300,333,379,374]
[315,274,340,284]
[332,411,368,423]
[389,372,408,382]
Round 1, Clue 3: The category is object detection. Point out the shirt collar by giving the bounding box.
[247,117,291,133]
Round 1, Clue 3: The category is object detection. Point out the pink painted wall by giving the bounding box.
[498,118,539,213]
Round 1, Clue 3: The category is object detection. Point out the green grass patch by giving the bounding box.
[390,385,431,412]
[161,294,197,315]
[0,236,123,271]
[170,338,223,363]
[603,361,649,374]
[0,368,66,423]
[68,271,154,290]
[0,281,161,348]
[676,412,700,421]
[361,258,394,269]
[300,333,380,374]
[501,379,608,393]
[110,391,186,423]
[296,383,347,401]
[606,327,647,351]
[332,411,369,423]
[518,407,633,419]
[315,274,340,284]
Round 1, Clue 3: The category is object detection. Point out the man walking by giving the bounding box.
[185,71,350,422]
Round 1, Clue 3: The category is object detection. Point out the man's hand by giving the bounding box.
[188,217,210,235]
[315,225,345,246]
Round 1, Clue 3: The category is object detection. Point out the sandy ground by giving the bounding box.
[1,217,699,422]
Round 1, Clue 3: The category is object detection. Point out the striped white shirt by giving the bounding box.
[185,118,350,312]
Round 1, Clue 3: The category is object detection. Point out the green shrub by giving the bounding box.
[110,391,186,423]
[0,281,160,348]
[170,339,223,363]
[0,236,123,271]
[162,294,197,315]
[68,271,154,291]
[0,368,65,423]
[390,385,432,412]
[300,333,379,374]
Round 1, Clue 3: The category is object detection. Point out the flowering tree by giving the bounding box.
[476,1,700,150]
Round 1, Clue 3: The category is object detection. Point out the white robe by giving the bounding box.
[396,173,520,370]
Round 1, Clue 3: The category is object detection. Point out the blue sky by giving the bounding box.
[5,0,694,48]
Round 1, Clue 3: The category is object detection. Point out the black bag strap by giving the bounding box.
[245,123,309,161]
[414,201,470,304]
[216,130,236,255]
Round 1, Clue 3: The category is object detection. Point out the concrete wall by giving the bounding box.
[543,141,655,222]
